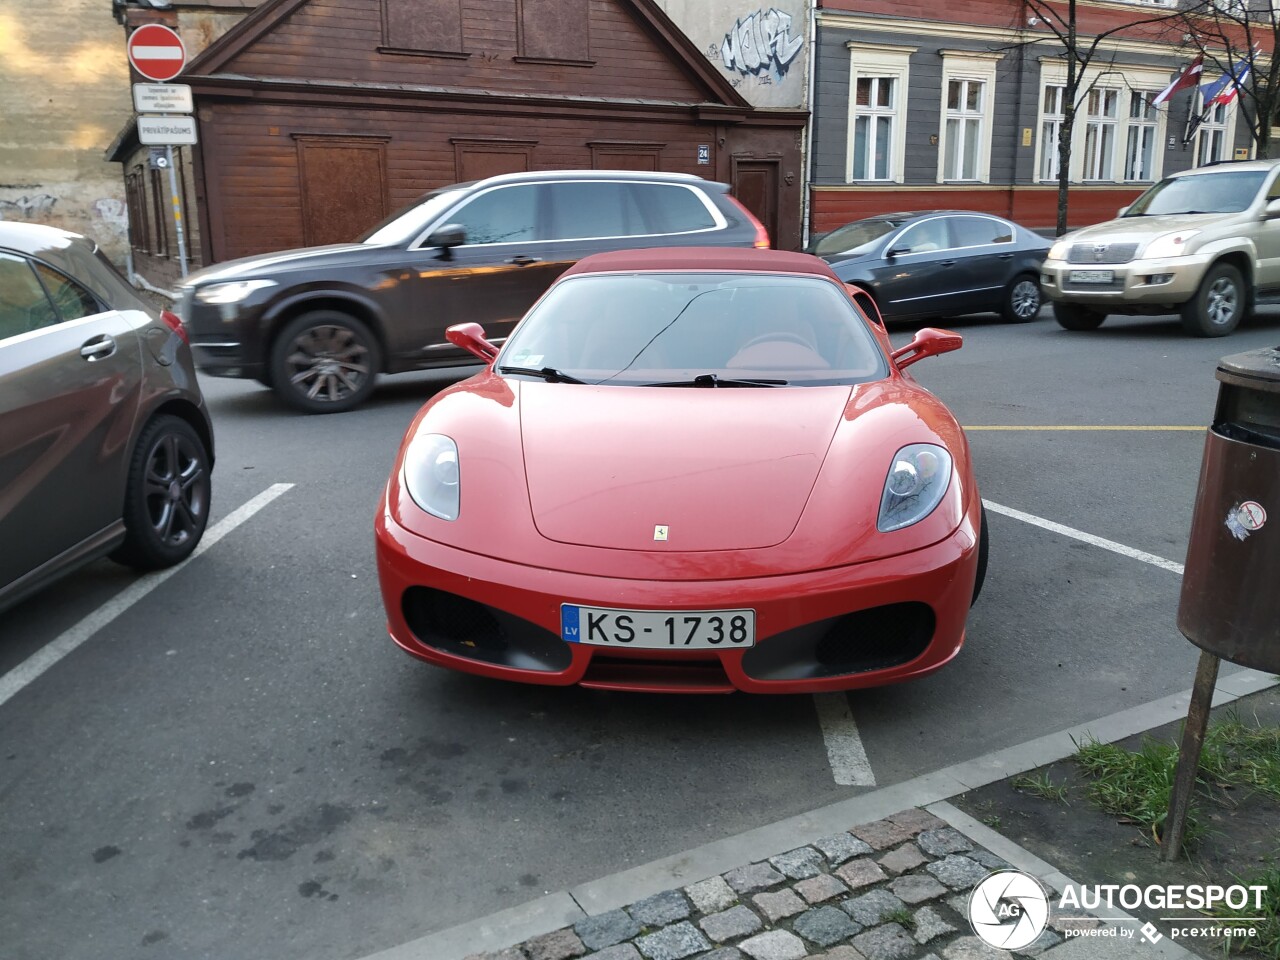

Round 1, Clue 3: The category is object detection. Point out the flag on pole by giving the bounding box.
[1211,58,1253,105]
[1153,54,1205,105]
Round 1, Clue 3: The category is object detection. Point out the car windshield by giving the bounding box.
[810,220,902,257]
[1123,170,1267,216]
[498,272,889,387]
[360,189,468,245]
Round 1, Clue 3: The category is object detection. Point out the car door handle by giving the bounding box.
[507,256,541,266]
[80,335,116,361]
[938,260,956,267]
[998,253,1015,259]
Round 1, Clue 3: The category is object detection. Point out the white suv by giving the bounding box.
[1040,159,1280,336]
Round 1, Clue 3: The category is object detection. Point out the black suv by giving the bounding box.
[179,170,769,412]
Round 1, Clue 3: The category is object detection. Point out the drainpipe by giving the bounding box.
[801,0,818,248]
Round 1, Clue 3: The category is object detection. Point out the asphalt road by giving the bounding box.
[2,307,1278,960]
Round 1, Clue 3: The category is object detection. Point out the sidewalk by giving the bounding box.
[365,668,1277,960]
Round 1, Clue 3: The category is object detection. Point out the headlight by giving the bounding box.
[1047,239,1070,261]
[402,433,460,521]
[1143,231,1200,259]
[878,443,953,532]
[193,279,277,304]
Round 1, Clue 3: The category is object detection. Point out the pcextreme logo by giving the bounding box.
[967,870,1271,951]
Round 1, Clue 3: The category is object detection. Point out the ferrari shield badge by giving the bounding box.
[653,525,669,541]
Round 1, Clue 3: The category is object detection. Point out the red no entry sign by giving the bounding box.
[127,24,187,83]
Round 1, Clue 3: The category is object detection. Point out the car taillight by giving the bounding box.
[727,196,771,249]
[161,309,189,344]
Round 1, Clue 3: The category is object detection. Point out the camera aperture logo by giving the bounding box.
[968,870,1050,950]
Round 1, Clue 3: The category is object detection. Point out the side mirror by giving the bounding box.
[845,283,884,326]
[891,327,963,370]
[1117,205,1130,217]
[886,246,910,258]
[446,322,500,363]
[427,223,467,258]
[1264,199,1280,219]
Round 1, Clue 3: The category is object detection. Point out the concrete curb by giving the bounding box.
[359,667,1276,960]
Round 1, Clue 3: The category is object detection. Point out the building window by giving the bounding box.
[1195,99,1231,165]
[518,0,589,63]
[943,79,985,180]
[126,169,149,253]
[1124,91,1158,181]
[845,42,914,184]
[1083,87,1120,181]
[149,167,169,257]
[937,50,1000,184]
[380,0,465,57]
[1039,84,1066,181]
[852,77,897,181]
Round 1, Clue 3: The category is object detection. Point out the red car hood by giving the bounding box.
[520,385,849,551]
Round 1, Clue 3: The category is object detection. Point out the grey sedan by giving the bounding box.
[811,210,1051,323]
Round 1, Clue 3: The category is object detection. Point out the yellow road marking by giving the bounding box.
[964,425,1203,432]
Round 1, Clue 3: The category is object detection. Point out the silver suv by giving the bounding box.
[1040,158,1280,336]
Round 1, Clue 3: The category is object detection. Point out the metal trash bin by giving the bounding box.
[1177,346,1280,673]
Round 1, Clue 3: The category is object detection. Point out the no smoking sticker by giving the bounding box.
[1226,501,1268,541]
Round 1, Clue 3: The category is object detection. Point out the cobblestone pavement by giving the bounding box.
[464,809,1093,960]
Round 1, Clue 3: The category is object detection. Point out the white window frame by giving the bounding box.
[1082,86,1121,181]
[846,42,915,184]
[936,50,1001,184]
[1124,90,1159,182]
[1036,60,1169,185]
[1039,83,1067,182]
[1193,93,1237,166]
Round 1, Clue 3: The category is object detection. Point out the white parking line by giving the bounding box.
[813,692,876,786]
[983,499,1185,575]
[0,483,294,710]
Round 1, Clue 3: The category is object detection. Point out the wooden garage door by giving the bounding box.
[296,138,389,246]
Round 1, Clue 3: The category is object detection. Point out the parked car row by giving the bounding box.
[7,160,1278,691]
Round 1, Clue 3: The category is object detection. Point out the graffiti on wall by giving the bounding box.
[0,194,57,220]
[716,8,803,81]
[94,198,128,238]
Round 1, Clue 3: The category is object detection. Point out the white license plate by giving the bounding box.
[1069,269,1114,283]
[561,605,756,649]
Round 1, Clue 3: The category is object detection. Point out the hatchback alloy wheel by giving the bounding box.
[144,430,207,549]
[113,415,212,570]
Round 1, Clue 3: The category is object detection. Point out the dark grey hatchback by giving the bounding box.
[0,223,214,613]
[180,169,769,413]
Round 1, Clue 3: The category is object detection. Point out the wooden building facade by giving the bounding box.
[112,0,806,282]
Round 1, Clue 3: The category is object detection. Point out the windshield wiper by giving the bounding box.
[641,374,787,387]
[496,365,586,384]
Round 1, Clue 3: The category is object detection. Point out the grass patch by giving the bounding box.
[1012,772,1070,805]
[1073,710,1280,847]
[883,907,915,929]
[1074,736,1191,843]
[1210,867,1280,960]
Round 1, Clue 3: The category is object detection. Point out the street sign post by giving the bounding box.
[127,24,187,82]
[137,115,198,146]
[128,25,192,277]
[133,83,193,114]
